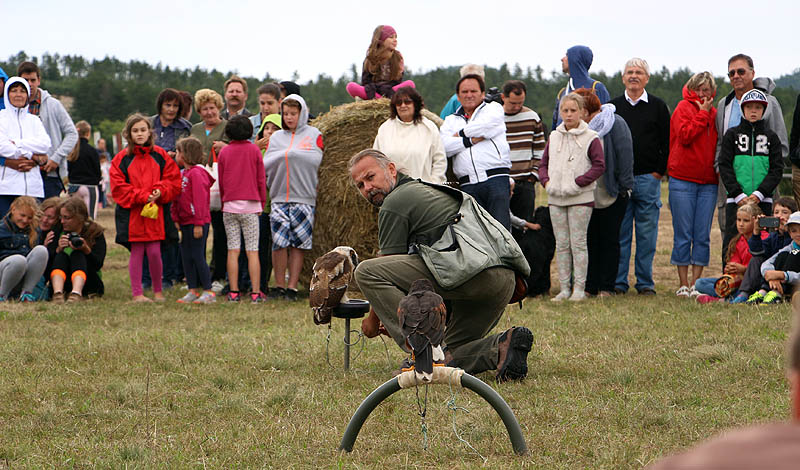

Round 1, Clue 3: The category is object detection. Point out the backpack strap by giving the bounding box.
[591,81,598,93]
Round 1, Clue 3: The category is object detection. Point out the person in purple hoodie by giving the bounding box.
[172,136,216,304]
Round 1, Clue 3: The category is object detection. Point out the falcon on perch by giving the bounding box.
[309,246,358,325]
[397,279,447,383]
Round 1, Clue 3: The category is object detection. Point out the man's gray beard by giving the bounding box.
[367,172,396,207]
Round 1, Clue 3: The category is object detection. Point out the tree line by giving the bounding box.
[2,51,798,150]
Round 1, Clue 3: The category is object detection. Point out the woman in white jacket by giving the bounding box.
[0,77,51,216]
[373,87,446,183]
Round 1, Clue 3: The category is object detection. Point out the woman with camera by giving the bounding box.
[47,197,106,302]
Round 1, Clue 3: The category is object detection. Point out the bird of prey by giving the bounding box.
[397,279,447,383]
[309,246,358,325]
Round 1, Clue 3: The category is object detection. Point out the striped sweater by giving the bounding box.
[504,107,546,180]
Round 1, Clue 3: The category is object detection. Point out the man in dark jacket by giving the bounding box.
[610,58,670,296]
[349,149,533,381]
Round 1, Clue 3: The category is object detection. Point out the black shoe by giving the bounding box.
[267,287,285,300]
[285,288,298,301]
[614,287,626,295]
[637,288,657,296]
[496,326,533,382]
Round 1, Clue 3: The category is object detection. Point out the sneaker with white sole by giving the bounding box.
[193,291,216,304]
[177,292,199,304]
[210,281,224,294]
[675,286,691,297]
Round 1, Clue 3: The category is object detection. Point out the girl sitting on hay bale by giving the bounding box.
[346,25,415,100]
[263,95,323,301]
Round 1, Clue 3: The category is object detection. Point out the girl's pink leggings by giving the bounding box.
[129,241,162,296]
[345,80,416,99]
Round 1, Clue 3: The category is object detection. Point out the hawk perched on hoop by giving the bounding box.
[309,246,359,325]
[398,279,447,383]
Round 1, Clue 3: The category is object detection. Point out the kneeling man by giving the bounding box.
[349,149,533,381]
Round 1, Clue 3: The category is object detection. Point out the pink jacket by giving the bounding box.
[218,140,267,207]
[171,165,215,226]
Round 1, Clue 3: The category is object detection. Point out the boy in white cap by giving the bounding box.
[756,211,800,304]
[718,88,784,268]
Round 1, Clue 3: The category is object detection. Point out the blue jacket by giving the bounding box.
[0,214,35,260]
[0,67,7,111]
[552,45,610,129]
[748,230,791,257]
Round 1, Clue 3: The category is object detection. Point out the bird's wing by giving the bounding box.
[420,291,447,347]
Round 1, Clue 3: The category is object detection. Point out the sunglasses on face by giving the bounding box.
[396,99,414,105]
[728,68,749,78]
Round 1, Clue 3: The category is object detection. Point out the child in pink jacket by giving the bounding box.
[172,137,216,304]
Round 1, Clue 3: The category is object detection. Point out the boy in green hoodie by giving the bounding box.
[718,88,784,267]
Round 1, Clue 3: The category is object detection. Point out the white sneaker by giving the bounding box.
[211,281,224,294]
[675,286,691,297]
[193,291,216,304]
[688,286,701,298]
[569,290,586,302]
[177,291,199,304]
[551,290,571,302]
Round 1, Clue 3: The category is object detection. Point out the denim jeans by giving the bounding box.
[668,178,717,267]
[461,176,511,230]
[694,276,717,296]
[616,173,661,292]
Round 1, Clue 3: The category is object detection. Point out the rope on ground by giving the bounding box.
[446,368,487,463]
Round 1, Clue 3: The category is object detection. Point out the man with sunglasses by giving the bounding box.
[714,54,789,258]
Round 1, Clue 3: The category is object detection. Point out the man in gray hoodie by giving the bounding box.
[17,61,78,199]
[714,54,788,254]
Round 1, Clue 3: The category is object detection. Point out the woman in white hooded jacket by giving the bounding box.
[0,77,51,216]
[539,93,605,302]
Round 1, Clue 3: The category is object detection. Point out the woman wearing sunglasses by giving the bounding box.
[373,87,446,183]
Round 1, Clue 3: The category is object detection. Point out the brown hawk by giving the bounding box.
[397,279,447,383]
[309,246,358,325]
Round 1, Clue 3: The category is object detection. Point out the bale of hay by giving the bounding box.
[300,98,443,288]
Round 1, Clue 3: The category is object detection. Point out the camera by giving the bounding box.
[69,232,84,248]
[759,217,780,229]
[484,86,503,105]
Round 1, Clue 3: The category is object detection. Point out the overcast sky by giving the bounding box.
[3,0,798,85]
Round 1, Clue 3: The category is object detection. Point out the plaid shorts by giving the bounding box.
[270,203,315,250]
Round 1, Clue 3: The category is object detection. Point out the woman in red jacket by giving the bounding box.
[110,114,181,302]
[667,72,719,298]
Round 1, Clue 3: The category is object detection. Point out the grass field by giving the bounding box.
[0,185,794,469]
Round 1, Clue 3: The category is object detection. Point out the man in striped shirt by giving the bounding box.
[502,80,546,223]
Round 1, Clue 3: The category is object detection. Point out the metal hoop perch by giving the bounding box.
[338,367,528,456]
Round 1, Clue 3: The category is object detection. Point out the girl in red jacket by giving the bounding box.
[110,114,181,302]
[694,203,763,303]
[172,136,215,304]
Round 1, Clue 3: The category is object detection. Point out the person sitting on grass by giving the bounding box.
[217,116,267,303]
[752,212,800,304]
[731,196,797,304]
[0,196,48,302]
[263,95,323,301]
[47,197,106,302]
[693,203,762,303]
